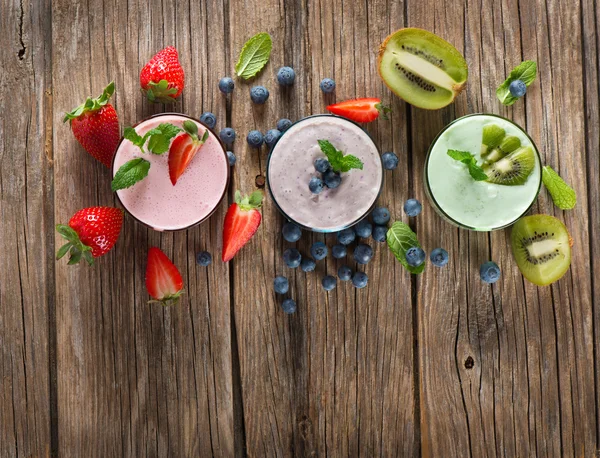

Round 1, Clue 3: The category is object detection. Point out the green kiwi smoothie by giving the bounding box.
[425,114,542,231]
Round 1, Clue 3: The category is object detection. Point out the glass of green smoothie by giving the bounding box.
[424,113,542,231]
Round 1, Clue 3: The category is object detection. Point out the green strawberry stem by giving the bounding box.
[63,82,115,122]
[145,79,178,103]
[235,190,263,211]
[55,224,94,266]
[148,290,185,307]
[375,102,392,120]
[183,120,209,144]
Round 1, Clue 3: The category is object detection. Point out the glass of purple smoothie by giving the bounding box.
[267,115,384,233]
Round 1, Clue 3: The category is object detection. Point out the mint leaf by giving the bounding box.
[235,32,272,80]
[339,155,364,172]
[447,149,488,181]
[124,127,146,151]
[542,166,576,210]
[497,60,537,106]
[318,139,363,173]
[147,134,171,155]
[386,222,425,274]
[157,123,183,139]
[124,123,181,155]
[111,158,151,191]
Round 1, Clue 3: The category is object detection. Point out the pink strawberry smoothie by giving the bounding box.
[113,114,229,231]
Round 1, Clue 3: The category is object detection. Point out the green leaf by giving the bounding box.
[375,103,392,120]
[317,139,363,173]
[147,134,170,155]
[447,149,488,181]
[496,60,537,106]
[248,190,264,208]
[55,224,79,242]
[542,166,577,210]
[235,32,273,80]
[56,242,72,260]
[67,247,82,265]
[339,154,364,172]
[123,127,146,152]
[183,120,198,137]
[386,222,425,274]
[63,82,115,122]
[111,158,151,191]
[200,129,209,143]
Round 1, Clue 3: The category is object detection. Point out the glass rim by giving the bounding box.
[424,113,543,231]
[266,114,385,233]
[111,112,230,232]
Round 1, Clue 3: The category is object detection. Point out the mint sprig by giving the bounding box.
[447,149,488,181]
[124,122,182,154]
[318,139,364,173]
[542,166,576,210]
[111,157,151,191]
[386,222,425,274]
[497,60,537,106]
[235,32,272,80]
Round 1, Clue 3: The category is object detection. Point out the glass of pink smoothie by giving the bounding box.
[112,113,229,231]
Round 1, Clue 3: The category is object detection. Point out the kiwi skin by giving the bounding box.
[377,28,468,110]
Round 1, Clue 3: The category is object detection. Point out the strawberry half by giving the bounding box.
[145,247,184,306]
[327,97,391,123]
[222,191,264,262]
[140,46,185,103]
[63,82,120,168]
[56,207,124,265]
[168,120,209,185]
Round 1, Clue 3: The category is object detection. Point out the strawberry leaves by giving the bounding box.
[235,190,264,210]
[318,139,364,173]
[145,79,179,103]
[63,82,115,122]
[56,224,94,266]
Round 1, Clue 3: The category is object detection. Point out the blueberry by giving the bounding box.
[196,251,212,266]
[332,244,347,259]
[309,177,324,195]
[338,265,352,281]
[406,247,426,267]
[274,276,289,294]
[283,248,302,268]
[372,207,390,225]
[226,150,236,166]
[323,170,341,189]
[282,222,302,242]
[480,261,501,284]
[281,298,297,314]
[246,130,264,148]
[311,241,328,260]
[218,76,235,94]
[353,244,374,265]
[509,79,527,98]
[200,112,217,129]
[354,220,372,238]
[300,257,316,272]
[314,158,331,173]
[321,275,337,291]
[382,152,399,170]
[337,227,356,245]
[220,127,236,144]
[277,118,292,132]
[250,85,269,104]
[320,78,336,93]
[277,66,295,86]
[352,271,368,289]
[264,129,281,147]
[372,225,387,243]
[403,199,422,217]
[430,248,449,267]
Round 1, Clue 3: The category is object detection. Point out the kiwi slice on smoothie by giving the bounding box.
[480,124,505,156]
[482,135,521,164]
[483,146,535,185]
[377,28,468,109]
[511,215,571,286]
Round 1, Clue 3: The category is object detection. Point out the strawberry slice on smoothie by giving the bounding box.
[168,120,209,185]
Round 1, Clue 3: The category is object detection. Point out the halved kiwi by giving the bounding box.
[378,28,468,110]
[511,215,571,286]
[483,146,535,186]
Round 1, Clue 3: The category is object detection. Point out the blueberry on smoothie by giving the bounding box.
[354,220,372,238]
[281,298,297,314]
[320,78,336,93]
[309,177,324,195]
[282,222,302,242]
[509,80,527,98]
[264,129,281,147]
[430,248,449,267]
[372,207,390,225]
[196,251,212,266]
[250,86,269,104]
[403,199,422,217]
[382,151,399,170]
[353,244,374,265]
[406,247,426,267]
[274,276,289,294]
[323,170,341,189]
[338,265,352,281]
[219,76,235,94]
[277,66,296,86]
[332,244,347,259]
[220,127,236,144]
[301,257,316,272]
[480,261,501,284]
[372,225,387,242]
[200,112,217,129]
[352,271,368,289]
[277,118,292,132]
[226,151,236,166]
[314,158,331,173]
[311,241,328,260]
[247,130,264,148]
[337,228,356,245]
[322,275,337,291]
[283,248,302,268]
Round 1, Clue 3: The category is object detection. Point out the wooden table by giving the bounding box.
[2,0,599,456]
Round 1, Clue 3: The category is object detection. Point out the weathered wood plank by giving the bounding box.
[51,0,233,455]
[0,0,54,456]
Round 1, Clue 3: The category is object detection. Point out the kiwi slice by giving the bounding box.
[511,215,571,286]
[378,28,468,110]
[480,124,505,156]
[483,146,535,185]
[482,135,521,163]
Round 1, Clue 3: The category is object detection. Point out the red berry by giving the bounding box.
[327,97,391,123]
[140,46,185,103]
[222,191,263,262]
[145,247,184,305]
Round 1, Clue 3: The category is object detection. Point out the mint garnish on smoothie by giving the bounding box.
[318,139,364,172]
[447,149,488,181]
[124,122,182,154]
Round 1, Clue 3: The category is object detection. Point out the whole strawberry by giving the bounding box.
[56,207,124,265]
[140,46,185,103]
[63,82,120,168]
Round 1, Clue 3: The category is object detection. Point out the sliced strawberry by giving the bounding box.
[168,120,209,185]
[222,191,264,262]
[327,97,391,123]
[145,247,184,306]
